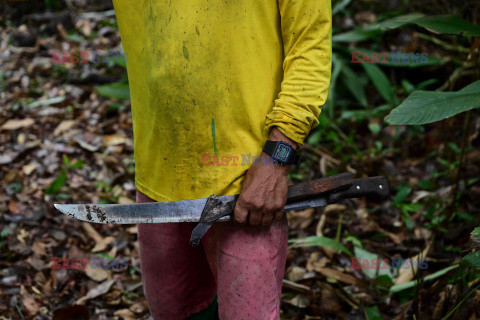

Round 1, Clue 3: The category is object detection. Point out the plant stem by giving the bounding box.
[442,281,480,319]
[446,110,471,221]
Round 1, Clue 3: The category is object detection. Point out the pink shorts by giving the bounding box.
[137,191,288,320]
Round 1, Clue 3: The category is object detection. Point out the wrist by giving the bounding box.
[268,127,298,150]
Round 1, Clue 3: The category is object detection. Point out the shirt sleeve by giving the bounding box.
[265,0,332,146]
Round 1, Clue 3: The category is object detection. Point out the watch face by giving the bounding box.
[275,144,290,162]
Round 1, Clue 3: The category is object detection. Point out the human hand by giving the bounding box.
[234,127,297,227]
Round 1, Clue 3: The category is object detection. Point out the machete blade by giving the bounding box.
[54,194,327,224]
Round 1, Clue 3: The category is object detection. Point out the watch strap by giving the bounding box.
[262,140,301,165]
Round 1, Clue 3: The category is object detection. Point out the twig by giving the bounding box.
[335,214,343,242]
[436,63,476,91]
[417,33,470,54]
[303,143,341,165]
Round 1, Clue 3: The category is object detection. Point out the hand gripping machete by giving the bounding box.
[54,173,390,246]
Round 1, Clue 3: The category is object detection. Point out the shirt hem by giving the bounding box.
[135,178,173,203]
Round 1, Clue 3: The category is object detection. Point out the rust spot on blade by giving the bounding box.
[84,205,107,222]
[85,205,92,221]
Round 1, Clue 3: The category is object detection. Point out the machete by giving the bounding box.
[54,173,390,246]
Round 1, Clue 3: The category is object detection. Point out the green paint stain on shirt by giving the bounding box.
[182,43,190,61]
[211,118,219,156]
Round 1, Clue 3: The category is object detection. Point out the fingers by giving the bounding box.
[261,212,274,226]
[234,202,249,225]
[235,183,287,227]
[249,211,262,226]
[274,210,284,221]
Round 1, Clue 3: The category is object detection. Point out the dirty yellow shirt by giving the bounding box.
[112,0,332,202]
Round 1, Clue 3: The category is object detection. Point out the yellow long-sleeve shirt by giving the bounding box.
[112,0,332,202]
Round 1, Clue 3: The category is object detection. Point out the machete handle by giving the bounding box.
[326,176,390,204]
[286,172,353,202]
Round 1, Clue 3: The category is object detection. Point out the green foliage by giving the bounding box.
[365,305,384,320]
[361,63,398,105]
[28,96,65,109]
[289,236,352,256]
[97,82,131,101]
[45,169,67,194]
[334,13,480,43]
[460,251,480,267]
[354,247,394,281]
[44,0,62,10]
[472,227,480,240]
[45,156,85,195]
[385,80,480,125]
[389,265,459,293]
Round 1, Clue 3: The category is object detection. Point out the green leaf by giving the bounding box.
[332,0,352,15]
[413,16,480,37]
[45,170,67,194]
[418,179,434,190]
[361,63,398,105]
[340,65,368,107]
[393,184,411,205]
[289,236,352,256]
[369,13,426,30]
[472,227,480,240]
[325,54,343,117]
[395,265,459,291]
[368,14,480,36]
[70,160,85,169]
[97,82,131,100]
[333,29,383,42]
[0,228,11,238]
[344,235,363,248]
[461,251,480,266]
[365,305,384,320]
[67,33,86,43]
[354,247,394,280]
[28,96,65,108]
[368,123,382,135]
[390,265,459,293]
[385,80,480,125]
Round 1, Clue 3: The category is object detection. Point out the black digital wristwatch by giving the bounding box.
[262,140,301,165]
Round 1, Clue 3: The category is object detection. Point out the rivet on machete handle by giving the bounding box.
[326,176,390,204]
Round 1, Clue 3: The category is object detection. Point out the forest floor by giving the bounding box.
[1,0,480,319]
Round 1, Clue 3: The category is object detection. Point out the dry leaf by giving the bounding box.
[20,286,39,317]
[306,252,328,272]
[288,266,307,282]
[22,164,38,175]
[319,282,342,313]
[288,208,315,229]
[130,302,148,314]
[316,267,360,286]
[1,118,34,130]
[284,295,310,308]
[395,244,431,285]
[85,262,110,282]
[82,222,114,252]
[118,196,135,204]
[114,309,137,320]
[76,279,115,305]
[53,120,77,136]
[103,134,130,146]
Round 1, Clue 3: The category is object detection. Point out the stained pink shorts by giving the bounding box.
[136,190,288,320]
